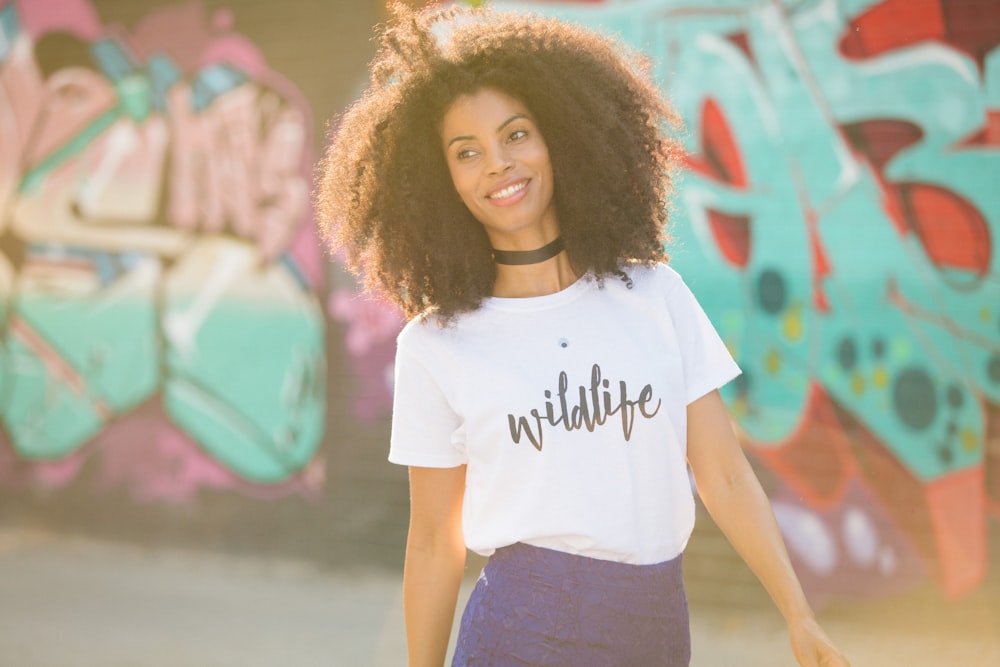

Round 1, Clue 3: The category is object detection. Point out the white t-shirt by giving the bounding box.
[389,263,740,564]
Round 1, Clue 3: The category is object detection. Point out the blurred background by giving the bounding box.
[0,0,997,665]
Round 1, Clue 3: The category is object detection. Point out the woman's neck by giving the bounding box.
[492,252,579,298]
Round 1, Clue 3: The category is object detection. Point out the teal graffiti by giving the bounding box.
[503,0,999,597]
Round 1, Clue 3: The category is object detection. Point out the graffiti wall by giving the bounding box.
[0,0,327,502]
[1,0,997,605]
[500,0,1000,600]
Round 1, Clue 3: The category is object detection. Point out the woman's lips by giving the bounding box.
[486,179,529,206]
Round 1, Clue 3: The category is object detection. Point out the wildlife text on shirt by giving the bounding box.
[507,363,661,451]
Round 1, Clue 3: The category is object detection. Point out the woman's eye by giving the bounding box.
[456,148,476,160]
[508,129,527,142]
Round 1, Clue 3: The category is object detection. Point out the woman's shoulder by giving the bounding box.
[397,308,469,354]
[398,311,444,346]
[620,261,684,292]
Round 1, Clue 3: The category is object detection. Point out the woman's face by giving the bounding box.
[440,87,558,249]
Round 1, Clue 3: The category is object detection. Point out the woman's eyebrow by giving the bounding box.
[446,114,530,148]
[496,113,528,132]
[447,134,474,148]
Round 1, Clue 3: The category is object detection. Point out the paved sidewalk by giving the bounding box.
[0,530,997,666]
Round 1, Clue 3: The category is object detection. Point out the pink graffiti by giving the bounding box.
[328,288,404,422]
[0,434,85,488]
[0,0,323,502]
[94,401,322,503]
[125,2,262,77]
[11,0,101,40]
[3,0,311,263]
[165,79,309,260]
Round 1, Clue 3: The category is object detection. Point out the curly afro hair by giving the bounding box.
[317,3,680,321]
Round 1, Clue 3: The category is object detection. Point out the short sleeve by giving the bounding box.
[388,329,468,468]
[662,267,742,405]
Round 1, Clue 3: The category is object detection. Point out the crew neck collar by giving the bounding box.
[484,274,592,312]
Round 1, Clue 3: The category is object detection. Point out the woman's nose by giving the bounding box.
[486,147,514,175]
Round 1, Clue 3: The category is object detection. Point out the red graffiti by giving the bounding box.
[840,0,1000,71]
[843,121,993,283]
[684,98,751,268]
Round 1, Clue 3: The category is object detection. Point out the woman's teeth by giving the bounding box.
[489,182,526,199]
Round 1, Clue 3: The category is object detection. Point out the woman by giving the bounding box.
[318,5,849,666]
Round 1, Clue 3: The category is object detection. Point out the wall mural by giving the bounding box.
[500,0,999,601]
[0,0,326,501]
[0,0,996,605]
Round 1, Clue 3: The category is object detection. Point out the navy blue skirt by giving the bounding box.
[452,542,690,666]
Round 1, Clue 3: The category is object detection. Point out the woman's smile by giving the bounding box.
[487,179,529,204]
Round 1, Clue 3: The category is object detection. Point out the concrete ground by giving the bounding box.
[0,529,997,667]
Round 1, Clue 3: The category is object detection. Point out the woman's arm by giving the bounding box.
[403,464,468,667]
[686,390,849,667]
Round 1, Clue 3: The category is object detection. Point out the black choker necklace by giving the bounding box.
[492,237,564,265]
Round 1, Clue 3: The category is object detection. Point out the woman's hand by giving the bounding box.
[788,614,850,667]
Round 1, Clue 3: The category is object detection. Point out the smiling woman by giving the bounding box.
[317,3,676,320]
[316,5,849,667]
